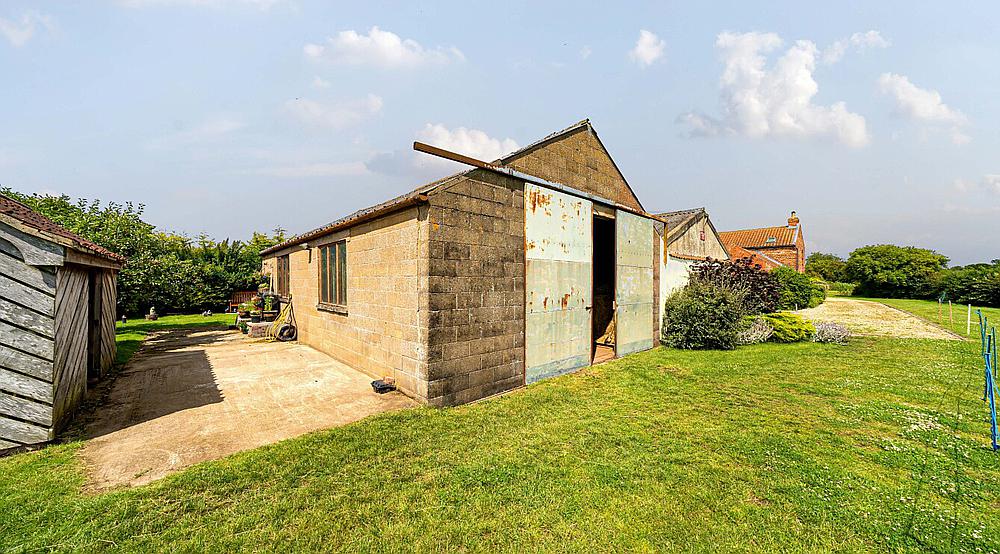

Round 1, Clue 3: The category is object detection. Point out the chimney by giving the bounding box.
[787,211,799,228]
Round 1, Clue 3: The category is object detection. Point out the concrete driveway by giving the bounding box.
[80,329,415,489]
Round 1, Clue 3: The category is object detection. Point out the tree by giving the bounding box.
[1,187,285,315]
[805,252,847,282]
[845,245,948,299]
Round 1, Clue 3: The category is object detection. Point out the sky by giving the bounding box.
[1,1,997,265]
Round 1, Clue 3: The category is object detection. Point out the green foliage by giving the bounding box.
[763,312,815,343]
[845,244,949,299]
[736,315,773,345]
[825,281,856,296]
[939,260,1000,307]
[805,252,847,282]
[690,257,780,315]
[772,267,826,309]
[661,280,745,350]
[1,188,284,315]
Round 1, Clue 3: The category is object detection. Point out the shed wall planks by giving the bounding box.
[0,258,57,310]
[96,271,117,374]
[51,266,89,431]
[0,390,52,426]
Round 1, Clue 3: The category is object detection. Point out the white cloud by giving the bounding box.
[629,30,665,67]
[877,73,969,144]
[304,26,464,68]
[368,124,519,176]
[311,76,331,89]
[877,73,966,125]
[416,123,519,163]
[0,11,53,47]
[118,0,286,9]
[284,94,383,129]
[985,175,1000,193]
[680,31,869,147]
[822,30,890,64]
[580,45,592,60]
[245,162,368,178]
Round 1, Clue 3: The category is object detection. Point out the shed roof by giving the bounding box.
[0,194,124,263]
[655,207,706,245]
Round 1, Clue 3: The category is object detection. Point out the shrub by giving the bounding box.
[813,322,851,344]
[662,280,745,350]
[737,315,773,345]
[763,313,815,343]
[825,282,856,296]
[773,267,826,310]
[690,258,780,315]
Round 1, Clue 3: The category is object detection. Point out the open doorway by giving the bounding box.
[592,214,616,364]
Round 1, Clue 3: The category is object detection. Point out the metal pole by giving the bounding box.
[968,304,972,336]
[949,300,953,326]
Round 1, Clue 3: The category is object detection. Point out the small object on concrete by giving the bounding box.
[371,379,396,394]
[382,376,396,386]
[247,322,270,338]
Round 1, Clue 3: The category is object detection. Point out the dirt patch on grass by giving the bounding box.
[796,298,960,340]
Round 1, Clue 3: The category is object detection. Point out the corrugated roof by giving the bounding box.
[718,225,798,249]
[655,207,705,245]
[0,194,124,263]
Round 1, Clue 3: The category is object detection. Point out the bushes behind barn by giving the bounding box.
[663,258,824,350]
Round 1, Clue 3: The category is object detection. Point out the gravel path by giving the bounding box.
[796,297,961,340]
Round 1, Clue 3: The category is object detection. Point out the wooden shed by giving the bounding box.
[0,195,122,451]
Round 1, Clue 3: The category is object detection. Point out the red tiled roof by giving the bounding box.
[721,240,784,271]
[0,194,124,263]
[718,225,798,249]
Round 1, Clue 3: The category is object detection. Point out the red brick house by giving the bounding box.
[719,212,805,272]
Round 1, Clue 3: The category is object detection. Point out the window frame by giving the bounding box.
[317,240,348,313]
[275,254,290,299]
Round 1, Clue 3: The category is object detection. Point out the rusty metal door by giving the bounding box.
[615,210,655,356]
[524,183,593,383]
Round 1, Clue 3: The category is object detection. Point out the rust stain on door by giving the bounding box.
[524,183,593,383]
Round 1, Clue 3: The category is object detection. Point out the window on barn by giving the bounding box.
[276,255,290,298]
[318,241,347,309]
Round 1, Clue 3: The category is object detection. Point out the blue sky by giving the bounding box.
[1,1,997,264]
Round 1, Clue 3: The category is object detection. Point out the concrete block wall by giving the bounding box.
[275,206,430,401]
[425,170,526,406]
[502,126,643,211]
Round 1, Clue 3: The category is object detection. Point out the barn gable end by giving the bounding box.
[499,121,644,211]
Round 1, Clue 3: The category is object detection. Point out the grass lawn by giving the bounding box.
[1,310,999,551]
[114,312,236,367]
